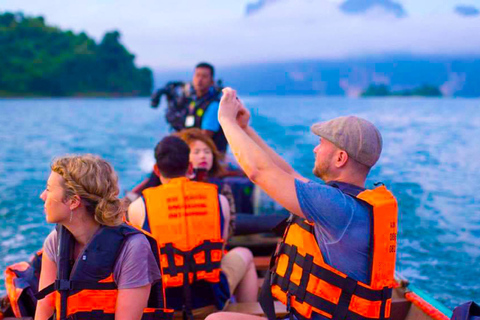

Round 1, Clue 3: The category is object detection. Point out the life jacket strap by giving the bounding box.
[142,309,174,320]
[64,310,113,320]
[278,243,392,302]
[332,276,357,320]
[35,280,117,300]
[161,241,223,277]
[36,282,56,300]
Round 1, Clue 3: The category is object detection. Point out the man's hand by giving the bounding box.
[219,88,242,124]
[237,99,251,130]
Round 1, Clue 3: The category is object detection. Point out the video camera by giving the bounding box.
[150,81,186,108]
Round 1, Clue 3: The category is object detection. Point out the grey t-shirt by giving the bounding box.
[43,229,161,289]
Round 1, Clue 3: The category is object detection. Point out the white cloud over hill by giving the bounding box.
[2,0,479,68]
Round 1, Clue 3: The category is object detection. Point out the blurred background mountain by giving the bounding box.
[0,12,152,97]
[1,0,480,97]
[155,56,480,97]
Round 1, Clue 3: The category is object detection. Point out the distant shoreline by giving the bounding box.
[2,94,475,100]
[0,93,150,99]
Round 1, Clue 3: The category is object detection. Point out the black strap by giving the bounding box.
[202,240,213,273]
[272,216,290,236]
[378,287,390,320]
[57,225,75,320]
[35,279,117,300]
[259,245,282,320]
[181,260,194,320]
[258,270,278,320]
[190,241,223,273]
[281,246,297,292]
[293,218,316,234]
[272,273,337,316]
[36,282,56,299]
[295,254,313,303]
[68,311,114,320]
[162,242,223,277]
[272,243,393,320]
[142,309,174,320]
[280,243,391,301]
[163,243,178,277]
[332,276,357,320]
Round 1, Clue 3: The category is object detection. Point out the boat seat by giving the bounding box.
[225,301,287,318]
[253,256,271,271]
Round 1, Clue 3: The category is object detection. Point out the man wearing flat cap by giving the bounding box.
[207,88,398,320]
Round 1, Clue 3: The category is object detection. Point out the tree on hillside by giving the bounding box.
[0,12,152,97]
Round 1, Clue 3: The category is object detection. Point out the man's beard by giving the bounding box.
[313,159,330,181]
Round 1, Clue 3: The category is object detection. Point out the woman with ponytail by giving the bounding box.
[35,155,164,320]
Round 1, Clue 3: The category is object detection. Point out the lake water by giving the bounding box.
[0,96,479,309]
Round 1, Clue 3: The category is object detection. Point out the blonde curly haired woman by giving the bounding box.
[35,155,165,320]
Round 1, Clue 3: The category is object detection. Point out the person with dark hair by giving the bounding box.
[150,62,228,154]
[154,136,191,178]
[127,136,258,320]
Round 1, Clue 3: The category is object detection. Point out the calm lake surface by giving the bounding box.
[0,96,479,308]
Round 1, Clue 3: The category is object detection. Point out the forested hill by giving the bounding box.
[0,12,152,97]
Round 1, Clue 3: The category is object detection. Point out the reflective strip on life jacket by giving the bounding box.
[269,185,398,320]
[143,177,224,288]
[36,224,173,320]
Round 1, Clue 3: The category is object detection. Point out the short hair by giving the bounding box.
[195,62,215,78]
[154,136,190,178]
[51,154,124,226]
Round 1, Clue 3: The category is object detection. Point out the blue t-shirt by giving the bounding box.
[294,179,372,284]
[201,101,220,132]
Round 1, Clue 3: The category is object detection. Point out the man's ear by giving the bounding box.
[335,150,349,168]
[153,164,161,177]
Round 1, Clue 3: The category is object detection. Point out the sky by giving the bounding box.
[2,0,480,70]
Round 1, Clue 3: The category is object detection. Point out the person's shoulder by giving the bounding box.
[43,228,59,262]
[295,178,332,191]
[120,232,153,257]
[127,197,147,229]
[44,228,58,245]
[125,232,150,247]
[294,179,347,211]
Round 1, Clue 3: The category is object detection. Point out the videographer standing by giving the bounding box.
[151,62,228,154]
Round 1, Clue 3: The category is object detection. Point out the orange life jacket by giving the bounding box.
[142,177,224,289]
[4,250,42,317]
[261,185,398,320]
[36,224,173,320]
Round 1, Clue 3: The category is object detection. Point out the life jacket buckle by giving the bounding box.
[55,279,71,291]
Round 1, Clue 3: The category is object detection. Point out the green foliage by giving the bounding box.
[361,84,391,97]
[361,84,442,97]
[0,12,152,96]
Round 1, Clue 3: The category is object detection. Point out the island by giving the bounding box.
[0,12,152,97]
[361,84,442,97]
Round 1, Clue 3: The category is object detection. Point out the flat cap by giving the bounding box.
[311,116,382,167]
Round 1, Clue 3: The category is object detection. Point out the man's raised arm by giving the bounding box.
[218,88,305,218]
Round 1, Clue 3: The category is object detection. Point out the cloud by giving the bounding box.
[189,0,480,68]
[245,0,282,16]
[340,0,407,18]
[3,0,480,69]
[455,5,480,16]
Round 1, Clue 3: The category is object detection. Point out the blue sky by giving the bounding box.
[2,0,480,69]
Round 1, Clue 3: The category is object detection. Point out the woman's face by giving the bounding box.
[40,172,70,224]
[189,140,214,171]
